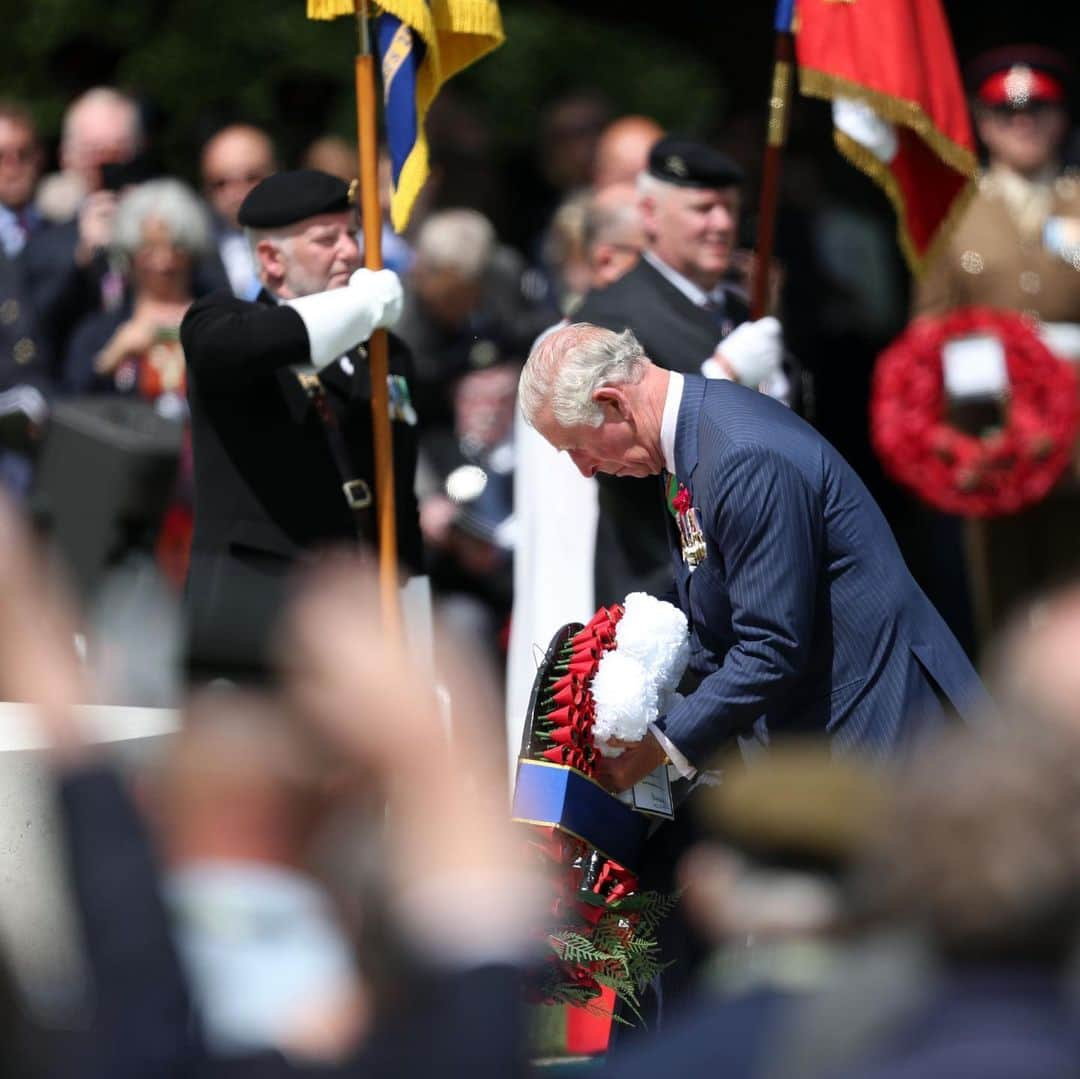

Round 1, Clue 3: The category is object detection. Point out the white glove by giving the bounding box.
[706,316,783,388]
[349,267,404,330]
[285,268,404,370]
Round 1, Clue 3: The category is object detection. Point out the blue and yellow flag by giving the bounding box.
[308,0,504,233]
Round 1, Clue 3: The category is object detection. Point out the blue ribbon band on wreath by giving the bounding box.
[512,759,649,874]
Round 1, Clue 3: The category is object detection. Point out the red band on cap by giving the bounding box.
[978,66,1065,107]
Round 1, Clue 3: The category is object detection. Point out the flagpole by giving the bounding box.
[752,1,796,319]
[354,0,401,635]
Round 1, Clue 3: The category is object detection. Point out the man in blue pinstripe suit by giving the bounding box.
[520,322,989,791]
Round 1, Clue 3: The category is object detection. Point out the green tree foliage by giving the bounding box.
[2,0,725,181]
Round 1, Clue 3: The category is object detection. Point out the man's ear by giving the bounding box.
[255,238,283,281]
[592,384,630,420]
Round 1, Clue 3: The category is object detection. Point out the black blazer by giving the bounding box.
[574,258,752,605]
[180,288,422,681]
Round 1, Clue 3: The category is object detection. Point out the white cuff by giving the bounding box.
[649,722,697,779]
[284,269,402,370]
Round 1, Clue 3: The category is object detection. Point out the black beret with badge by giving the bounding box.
[647,135,745,189]
[237,168,355,229]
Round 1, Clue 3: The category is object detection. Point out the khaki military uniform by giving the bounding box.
[914,165,1080,645]
[916,166,1080,322]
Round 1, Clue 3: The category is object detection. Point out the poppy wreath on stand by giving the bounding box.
[513,594,689,1024]
[870,307,1079,517]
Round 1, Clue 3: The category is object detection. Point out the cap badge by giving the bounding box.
[1004,64,1034,108]
[665,155,688,179]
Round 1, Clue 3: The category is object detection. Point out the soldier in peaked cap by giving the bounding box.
[914,45,1080,647]
[180,168,423,685]
[574,134,799,606]
[916,44,1079,323]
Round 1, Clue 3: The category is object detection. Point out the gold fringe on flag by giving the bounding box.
[306,0,356,19]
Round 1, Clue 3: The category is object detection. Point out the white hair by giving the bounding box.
[635,170,679,201]
[415,208,496,280]
[245,226,292,261]
[111,178,212,258]
[519,322,647,428]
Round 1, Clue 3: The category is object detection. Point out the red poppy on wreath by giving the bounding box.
[870,307,1080,518]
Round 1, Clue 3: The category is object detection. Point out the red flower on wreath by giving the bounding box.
[870,308,1080,517]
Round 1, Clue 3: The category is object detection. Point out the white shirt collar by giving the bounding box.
[643,250,727,311]
[660,370,684,476]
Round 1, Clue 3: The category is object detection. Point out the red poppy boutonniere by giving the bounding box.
[665,477,707,569]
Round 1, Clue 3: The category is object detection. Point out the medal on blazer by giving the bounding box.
[666,475,707,569]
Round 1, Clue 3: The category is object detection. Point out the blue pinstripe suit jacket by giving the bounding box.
[657,376,989,765]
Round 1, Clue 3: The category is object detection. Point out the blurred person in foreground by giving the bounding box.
[145,689,362,1059]
[575,135,796,604]
[0,100,46,258]
[0,493,538,1076]
[179,168,420,685]
[831,725,1080,1079]
[985,580,1080,728]
[200,124,277,300]
[596,744,888,1076]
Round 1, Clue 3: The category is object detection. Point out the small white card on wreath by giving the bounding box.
[943,333,1008,400]
[630,764,675,819]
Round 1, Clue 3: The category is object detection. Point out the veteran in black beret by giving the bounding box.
[180,168,423,684]
[574,134,800,607]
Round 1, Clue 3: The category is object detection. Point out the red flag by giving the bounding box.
[793,0,977,276]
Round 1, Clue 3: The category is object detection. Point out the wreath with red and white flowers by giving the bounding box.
[870,307,1080,517]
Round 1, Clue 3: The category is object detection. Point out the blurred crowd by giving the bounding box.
[0,81,940,697]
[7,478,1080,1076]
[3,58,1078,697]
[2,51,1080,1076]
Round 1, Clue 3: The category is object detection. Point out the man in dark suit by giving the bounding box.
[180,169,422,684]
[520,321,988,782]
[520,321,988,1015]
[575,136,793,603]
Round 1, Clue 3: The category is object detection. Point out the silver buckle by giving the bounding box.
[342,479,372,510]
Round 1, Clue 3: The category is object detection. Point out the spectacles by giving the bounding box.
[205,171,267,192]
[0,146,36,165]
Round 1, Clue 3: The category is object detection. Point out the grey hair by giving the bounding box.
[583,195,642,252]
[415,208,495,280]
[519,322,647,428]
[111,178,212,258]
[245,226,294,262]
[635,169,678,201]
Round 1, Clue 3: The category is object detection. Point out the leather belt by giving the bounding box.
[293,366,376,547]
